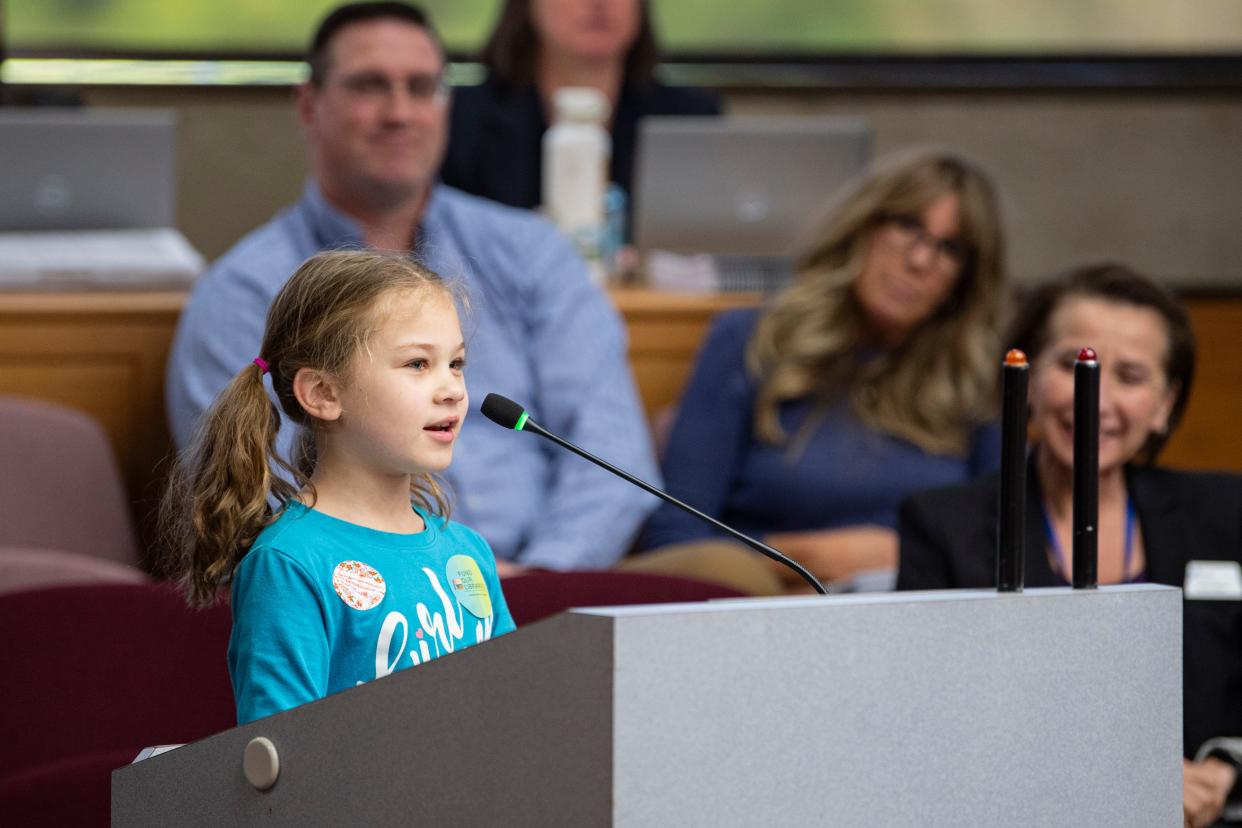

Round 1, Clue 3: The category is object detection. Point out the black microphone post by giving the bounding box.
[480,393,829,595]
[1072,348,1100,590]
[997,349,1029,592]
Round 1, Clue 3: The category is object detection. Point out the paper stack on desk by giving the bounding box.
[0,228,204,289]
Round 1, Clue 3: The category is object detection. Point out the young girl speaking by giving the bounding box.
[161,250,515,724]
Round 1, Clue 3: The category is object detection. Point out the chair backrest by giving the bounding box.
[0,546,148,596]
[0,748,137,827]
[0,582,234,777]
[501,570,744,627]
[0,396,139,566]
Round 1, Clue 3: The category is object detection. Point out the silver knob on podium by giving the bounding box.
[243,736,280,790]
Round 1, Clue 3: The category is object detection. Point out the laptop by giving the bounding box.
[0,108,202,287]
[0,108,176,231]
[633,116,871,291]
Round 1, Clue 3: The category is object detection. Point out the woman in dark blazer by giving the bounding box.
[898,263,1242,827]
[441,0,719,224]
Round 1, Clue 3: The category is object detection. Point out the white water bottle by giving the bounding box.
[542,87,611,282]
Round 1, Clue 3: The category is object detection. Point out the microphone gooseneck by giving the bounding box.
[480,393,829,595]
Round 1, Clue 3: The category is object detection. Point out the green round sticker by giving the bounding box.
[445,554,493,619]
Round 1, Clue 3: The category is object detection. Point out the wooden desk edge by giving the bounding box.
[608,287,762,315]
[0,290,188,316]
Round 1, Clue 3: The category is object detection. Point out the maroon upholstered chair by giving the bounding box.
[0,575,735,823]
[0,546,148,596]
[0,748,137,828]
[500,569,744,627]
[0,582,234,780]
[0,397,139,566]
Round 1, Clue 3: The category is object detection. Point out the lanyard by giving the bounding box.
[1041,497,1137,584]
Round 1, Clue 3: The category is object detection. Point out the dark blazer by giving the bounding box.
[441,76,720,232]
[897,463,1242,758]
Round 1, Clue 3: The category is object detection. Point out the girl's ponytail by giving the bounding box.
[159,360,299,608]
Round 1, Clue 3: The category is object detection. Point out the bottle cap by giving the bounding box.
[553,87,610,124]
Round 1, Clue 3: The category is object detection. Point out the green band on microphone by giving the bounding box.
[515,411,529,431]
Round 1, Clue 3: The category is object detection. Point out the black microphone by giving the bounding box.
[480,393,828,595]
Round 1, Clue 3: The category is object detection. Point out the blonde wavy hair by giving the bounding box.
[748,149,1007,455]
[159,251,458,607]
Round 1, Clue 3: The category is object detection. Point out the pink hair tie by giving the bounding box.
[253,357,269,375]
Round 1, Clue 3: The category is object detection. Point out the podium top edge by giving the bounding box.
[570,583,1180,619]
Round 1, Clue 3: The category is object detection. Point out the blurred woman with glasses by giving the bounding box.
[632,149,1008,594]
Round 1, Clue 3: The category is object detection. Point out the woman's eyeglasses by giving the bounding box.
[881,213,968,271]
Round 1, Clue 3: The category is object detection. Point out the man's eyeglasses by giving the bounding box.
[335,71,449,105]
[881,213,968,271]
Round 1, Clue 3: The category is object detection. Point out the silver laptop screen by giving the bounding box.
[634,116,871,258]
[0,108,176,231]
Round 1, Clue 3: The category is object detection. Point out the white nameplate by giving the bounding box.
[1184,560,1242,600]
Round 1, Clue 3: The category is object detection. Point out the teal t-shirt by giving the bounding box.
[228,502,516,724]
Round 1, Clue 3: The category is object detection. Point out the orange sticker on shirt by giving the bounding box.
[332,560,385,611]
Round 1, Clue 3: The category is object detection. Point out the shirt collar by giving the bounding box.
[301,180,363,250]
[300,179,444,251]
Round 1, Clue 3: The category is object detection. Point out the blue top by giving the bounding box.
[642,309,1001,550]
[228,502,516,724]
[167,182,659,569]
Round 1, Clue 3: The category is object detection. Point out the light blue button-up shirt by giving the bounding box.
[167,182,659,569]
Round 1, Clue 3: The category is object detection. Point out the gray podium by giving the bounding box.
[113,585,1182,826]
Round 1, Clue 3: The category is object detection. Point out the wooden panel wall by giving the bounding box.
[0,289,1236,529]
[1161,299,1242,471]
